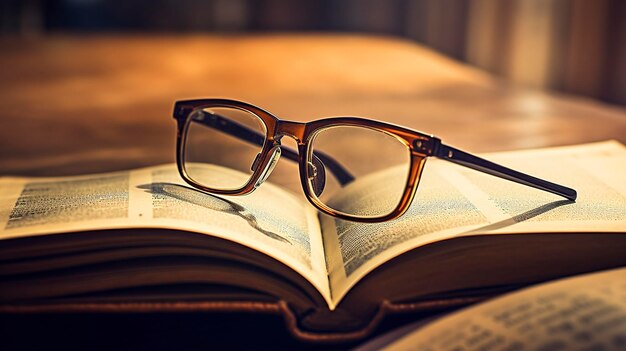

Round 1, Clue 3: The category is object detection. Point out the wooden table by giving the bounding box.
[1,34,625,349]
[1,35,624,188]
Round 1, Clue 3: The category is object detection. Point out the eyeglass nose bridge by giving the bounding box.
[273,120,306,144]
[247,120,306,190]
[258,120,327,196]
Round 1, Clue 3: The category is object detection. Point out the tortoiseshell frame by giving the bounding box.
[173,98,576,223]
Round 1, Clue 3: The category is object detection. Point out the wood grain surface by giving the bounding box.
[0,34,624,193]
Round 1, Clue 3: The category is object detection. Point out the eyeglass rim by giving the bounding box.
[174,98,432,222]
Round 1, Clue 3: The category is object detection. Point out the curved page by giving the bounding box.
[0,164,331,307]
[322,141,626,305]
[377,267,626,351]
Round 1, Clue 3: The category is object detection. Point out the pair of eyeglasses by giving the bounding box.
[173,98,576,223]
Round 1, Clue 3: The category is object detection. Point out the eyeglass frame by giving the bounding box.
[173,98,577,223]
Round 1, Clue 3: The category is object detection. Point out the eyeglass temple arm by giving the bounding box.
[195,111,355,185]
[433,142,577,201]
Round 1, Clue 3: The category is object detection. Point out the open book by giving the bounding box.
[360,267,626,351]
[1,141,625,340]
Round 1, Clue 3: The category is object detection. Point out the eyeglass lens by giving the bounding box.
[306,125,411,218]
[184,107,267,190]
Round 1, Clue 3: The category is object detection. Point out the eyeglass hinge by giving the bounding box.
[413,137,441,156]
[174,105,192,119]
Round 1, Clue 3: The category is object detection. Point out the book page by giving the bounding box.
[377,267,626,351]
[0,164,331,306]
[322,141,626,304]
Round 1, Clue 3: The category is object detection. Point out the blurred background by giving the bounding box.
[1,0,625,106]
